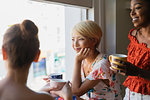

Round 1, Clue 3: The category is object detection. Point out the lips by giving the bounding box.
[74,48,81,53]
[132,17,139,22]
[75,48,81,51]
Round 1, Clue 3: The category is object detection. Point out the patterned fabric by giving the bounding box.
[56,96,76,100]
[81,54,122,100]
[123,29,150,95]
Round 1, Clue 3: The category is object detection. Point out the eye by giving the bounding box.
[72,38,75,41]
[79,38,84,40]
[129,8,132,11]
[135,6,141,10]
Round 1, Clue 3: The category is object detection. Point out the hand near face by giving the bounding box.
[75,48,90,62]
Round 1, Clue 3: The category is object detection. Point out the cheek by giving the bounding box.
[79,41,88,47]
[72,43,75,49]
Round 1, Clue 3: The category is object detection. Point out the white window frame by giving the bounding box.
[32,0,104,33]
[32,0,105,51]
[32,0,92,8]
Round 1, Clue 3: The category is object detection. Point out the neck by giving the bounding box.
[85,49,99,63]
[6,64,30,85]
[140,25,150,37]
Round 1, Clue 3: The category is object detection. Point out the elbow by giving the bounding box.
[73,92,83,97]
[72,89,84,97]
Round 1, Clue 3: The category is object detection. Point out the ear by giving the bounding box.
[34,49,41,62]
[2,47,7,60]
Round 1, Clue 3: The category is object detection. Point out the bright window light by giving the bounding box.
[0,0,86,91]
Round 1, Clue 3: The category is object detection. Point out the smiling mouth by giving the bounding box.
[75,48,81,51]
[132,17,138,21]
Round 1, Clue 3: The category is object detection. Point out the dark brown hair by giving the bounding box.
[141,0,150,23]
[3,20,40,68]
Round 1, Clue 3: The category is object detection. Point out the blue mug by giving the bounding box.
[49,73,63,79]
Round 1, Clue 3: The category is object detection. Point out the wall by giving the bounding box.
[116,0,133,97]
[116,0,133,54]
[104,0,116,54]
[104,0,133,98]
[65,7,82,81]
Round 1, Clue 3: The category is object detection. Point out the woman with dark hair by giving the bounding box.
[0,20,72,100]
[111,0,150,99]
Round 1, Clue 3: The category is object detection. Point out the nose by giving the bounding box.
[73,40,79,47]
[130,8,135,16]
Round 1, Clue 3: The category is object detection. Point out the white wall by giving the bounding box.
[65,7,82,81]
[103,0,133,97]
[103,0,133,54]
[104,0,116,54]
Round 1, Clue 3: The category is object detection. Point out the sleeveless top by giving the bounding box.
[123,28,150,95]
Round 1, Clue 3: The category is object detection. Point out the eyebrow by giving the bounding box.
[130,3,142,9]
[134,3,142,6]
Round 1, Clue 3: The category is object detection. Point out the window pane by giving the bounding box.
[0,0,87,91]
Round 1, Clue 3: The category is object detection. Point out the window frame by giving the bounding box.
[30,0,106,80]
[32,0,92,8]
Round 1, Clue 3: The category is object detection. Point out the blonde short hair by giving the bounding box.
[71,20,102,48]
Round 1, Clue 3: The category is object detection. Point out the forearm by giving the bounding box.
[64,95,73,100]
[72,60,82,93]
[139,68,150,80]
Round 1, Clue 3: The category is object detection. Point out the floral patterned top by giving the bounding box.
[81,54,122,100]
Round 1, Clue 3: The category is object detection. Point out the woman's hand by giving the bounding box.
[43,77,50,83]
[75,48,90,62]
[50,81,73,100]
[39,83,51,93]
[110,60,141,76]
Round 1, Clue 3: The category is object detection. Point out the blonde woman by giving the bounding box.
[71,20,122,100]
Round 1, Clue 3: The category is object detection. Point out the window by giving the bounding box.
[0,0,89,91]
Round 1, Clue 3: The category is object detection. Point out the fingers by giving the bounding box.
[83,48,90,56]
[79,48,90,55]
[76,48,90,61]
[49,86,59,91]
[50,90,60,96]
[112,58,127,65]
[43,77,50,82]
[50,81,73,99]
[43,77,49,80]
[64,81,72,89]
[110,66,126,76]
[111,63,126,70]
[40,83,51,92]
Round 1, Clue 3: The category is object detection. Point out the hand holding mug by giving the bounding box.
[109,54,142,76]
[109,54,127,75]
[50,81,73,100]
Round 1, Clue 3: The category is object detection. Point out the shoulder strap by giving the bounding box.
[135,28,140,36]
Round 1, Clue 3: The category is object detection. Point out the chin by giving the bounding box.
[133,24,141,28]
[75,50,80,53]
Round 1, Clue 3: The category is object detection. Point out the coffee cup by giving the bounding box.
[49,73,63,79]
[49,79,67,98]
[109,54,127,70]
[50,79,67,90]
